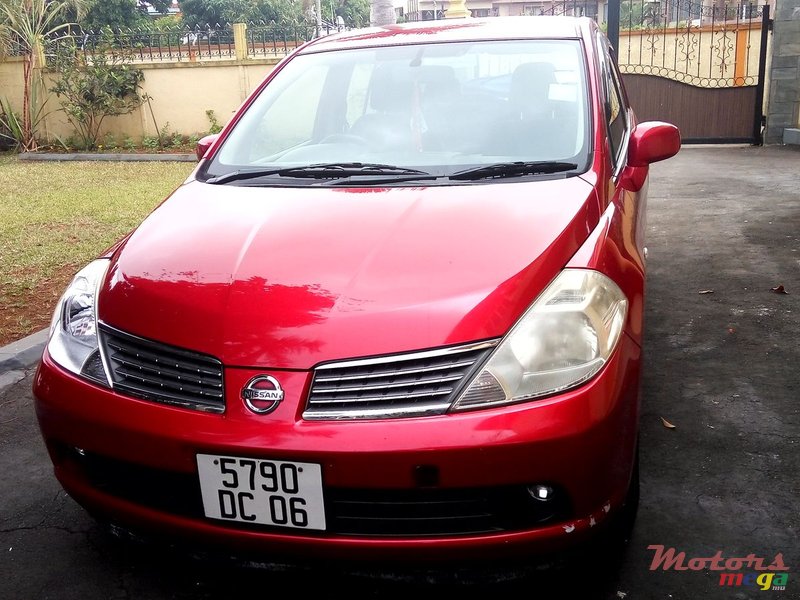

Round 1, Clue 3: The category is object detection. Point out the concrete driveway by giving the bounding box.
[1,146,797,599]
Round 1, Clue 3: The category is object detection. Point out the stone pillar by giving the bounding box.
[765,0,800,144]
[444,0,471,18]
[233,23,248,62]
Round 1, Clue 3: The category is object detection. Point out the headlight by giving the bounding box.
[47,259,110,385]
[452,269,627,411]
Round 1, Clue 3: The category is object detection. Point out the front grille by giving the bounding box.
[63,449,571,537]
[304,341,497,420]
[99,323,225,413]
[326,487,571,536]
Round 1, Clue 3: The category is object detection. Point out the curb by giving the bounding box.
[0,328,48,374]
[18,152,196,162]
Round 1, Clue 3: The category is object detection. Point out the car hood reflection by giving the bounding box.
[98,178,599,369]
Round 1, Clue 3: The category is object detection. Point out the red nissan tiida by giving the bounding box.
[33,16,680,568]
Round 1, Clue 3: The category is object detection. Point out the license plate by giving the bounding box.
[197,454,325,531]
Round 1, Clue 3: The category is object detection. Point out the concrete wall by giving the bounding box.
[765,0,800,144]
[0,56,279,143]
[0,57,25,108]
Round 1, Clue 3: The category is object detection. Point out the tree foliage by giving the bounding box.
[620,2,663,29]
[80,0,145,31]
[324,0,369,27]
[179,0,305,28]
[50,40,148,149]
[78,0,173,32]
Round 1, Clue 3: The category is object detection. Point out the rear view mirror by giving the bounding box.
[196,134,220,161]
[627,122,681,167]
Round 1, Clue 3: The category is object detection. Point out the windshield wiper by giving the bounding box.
[448,161,579,181]
[206,163,431,185]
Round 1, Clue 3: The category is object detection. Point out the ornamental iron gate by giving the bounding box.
[616,1,771,143]
[542,0,772,143]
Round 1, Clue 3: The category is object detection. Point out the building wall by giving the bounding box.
[765,0,800,143]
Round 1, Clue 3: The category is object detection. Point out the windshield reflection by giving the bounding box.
[207,39,589,182]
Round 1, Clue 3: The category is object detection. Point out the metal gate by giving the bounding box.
[615,1,771,144]
[541,0,772,144]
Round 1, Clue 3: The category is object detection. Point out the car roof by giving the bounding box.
[299,16,591,54]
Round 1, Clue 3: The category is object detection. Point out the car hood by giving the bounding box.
[99,178,599,369]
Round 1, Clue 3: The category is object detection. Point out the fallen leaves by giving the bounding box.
[698,290,714,294]
[660,417,677,429]
[770,285,788,295]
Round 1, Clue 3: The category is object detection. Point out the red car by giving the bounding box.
[33,16,679,569]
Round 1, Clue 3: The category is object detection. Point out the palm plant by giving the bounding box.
[0,0,88,150]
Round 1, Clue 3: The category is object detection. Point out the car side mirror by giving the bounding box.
[196,134,220,161]
[627,121,681,168]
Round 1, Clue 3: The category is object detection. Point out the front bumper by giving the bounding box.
[33,333,641,562]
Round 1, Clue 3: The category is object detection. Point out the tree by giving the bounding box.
[620,2,663,30]
[78,0,173,32]
[369,0,394,26]
[50,39,148,148]
[80,0,146,31]
[179,0,305,28]
[324,0,368,27]
[0,0,89,150]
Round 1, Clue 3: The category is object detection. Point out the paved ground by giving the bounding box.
[1,146,798,599]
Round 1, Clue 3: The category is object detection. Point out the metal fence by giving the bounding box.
[39,22,349,65]
[75,26,235,62]
[245,24,342,57]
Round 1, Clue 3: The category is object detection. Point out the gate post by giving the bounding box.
[752,5,770,145]
[607,0,620,56]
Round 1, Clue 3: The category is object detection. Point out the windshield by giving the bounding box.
[203,39,590,184]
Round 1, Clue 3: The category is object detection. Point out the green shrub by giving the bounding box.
[103,132,118,150]
[0,98,23,151]
[51,41,148,150]
[206,109,222,134]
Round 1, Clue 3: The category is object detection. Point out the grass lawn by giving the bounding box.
[0,156,195,346]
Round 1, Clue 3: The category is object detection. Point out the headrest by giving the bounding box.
[510,62,556,104]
